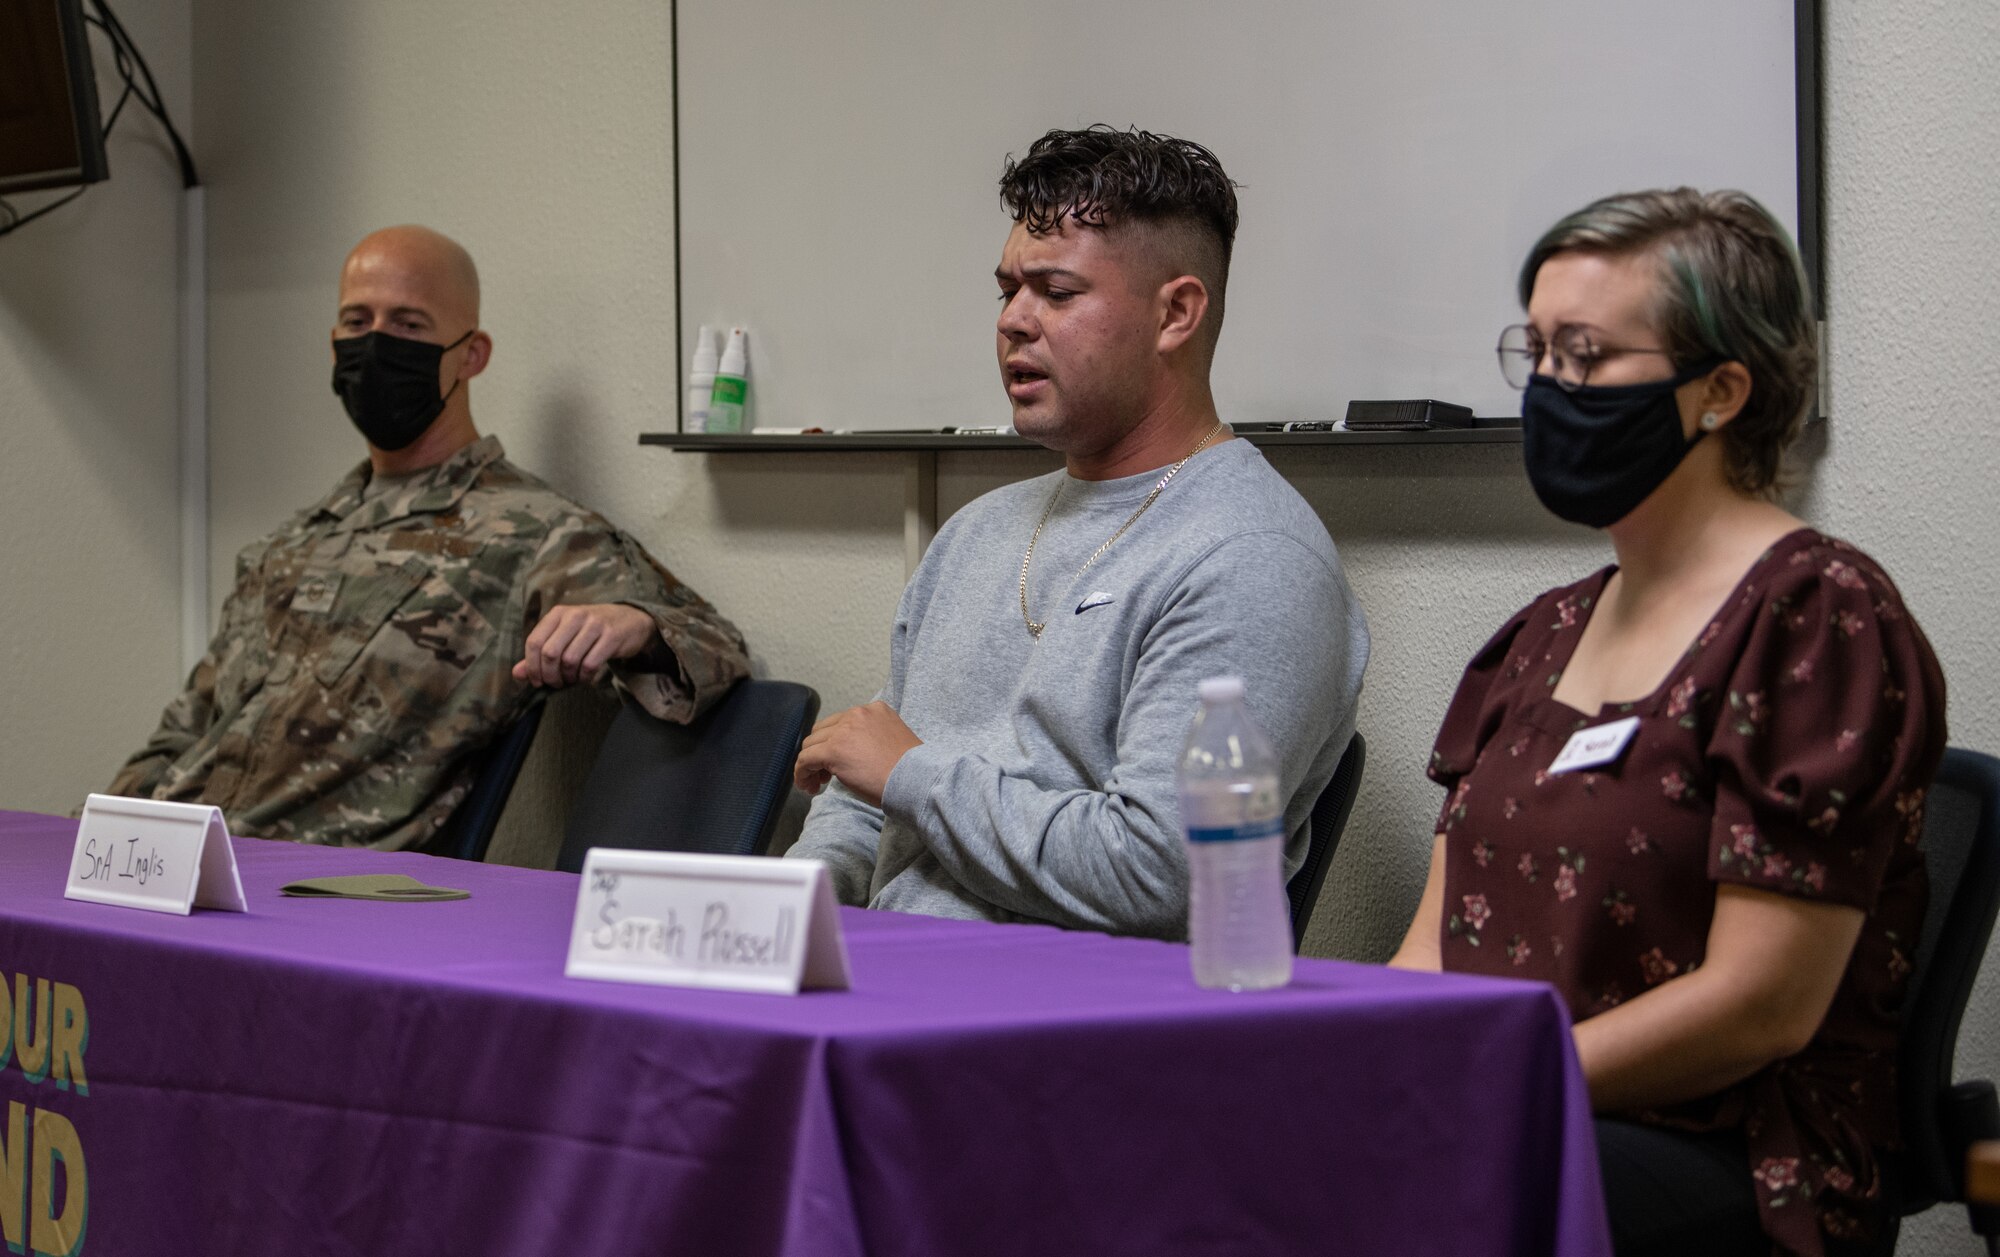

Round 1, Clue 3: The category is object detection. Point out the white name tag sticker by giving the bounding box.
[566,849,851,996]
[66,793,249,916]
[1547,715,1643,776]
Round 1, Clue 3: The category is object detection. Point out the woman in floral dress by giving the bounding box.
[1390,189,1946,1257]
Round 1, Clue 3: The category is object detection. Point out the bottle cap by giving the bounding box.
[718,326,748,375]
[692,325,720,373]
[1198,676,1245,703]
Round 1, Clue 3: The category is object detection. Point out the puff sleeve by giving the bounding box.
[1705,547,1947,909]
[1427,600,1541,835]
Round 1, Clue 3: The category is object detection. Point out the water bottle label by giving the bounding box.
[1185,817,1285,844]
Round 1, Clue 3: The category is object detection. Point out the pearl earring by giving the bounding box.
[1699,412,1720,431]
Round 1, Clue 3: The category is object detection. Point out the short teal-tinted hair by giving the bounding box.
[1519,188,1817,496]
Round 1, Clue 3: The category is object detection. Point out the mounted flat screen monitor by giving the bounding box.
[0,0,108,195]
[676,0,1817,432]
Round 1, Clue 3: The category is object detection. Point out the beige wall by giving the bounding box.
[0,0,190,810]
[1816,4,2000,1251]
[190,1,1996,1250]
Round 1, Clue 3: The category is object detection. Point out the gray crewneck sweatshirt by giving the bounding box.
[787,438,1369,939]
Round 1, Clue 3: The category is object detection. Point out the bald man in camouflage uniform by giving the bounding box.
[110,226,750,851]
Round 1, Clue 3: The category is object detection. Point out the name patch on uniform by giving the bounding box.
[289,574,339,615]
[1547,716,1641,776]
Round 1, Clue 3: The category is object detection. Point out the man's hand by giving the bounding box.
[513,603,659,688]
[793,701,923,808]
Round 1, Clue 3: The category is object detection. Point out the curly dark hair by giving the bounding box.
[999,125,1238,252]
[998,125,1240,336]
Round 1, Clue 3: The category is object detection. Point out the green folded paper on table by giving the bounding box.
[279,874,470,902]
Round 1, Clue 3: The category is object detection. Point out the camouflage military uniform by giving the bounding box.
[109,436,750,850]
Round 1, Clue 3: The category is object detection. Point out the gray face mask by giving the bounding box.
[330,328,472,450]
[1520,360,1720,528]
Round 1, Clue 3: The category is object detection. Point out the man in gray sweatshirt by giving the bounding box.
[788,126,1369,939]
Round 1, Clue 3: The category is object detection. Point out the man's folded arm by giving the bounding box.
[787,781,886,906]
[609,584,753,722]
[882,745,1188,936]
[786,613,919,908]
[882,536,1365,938]
[522,522,751,722]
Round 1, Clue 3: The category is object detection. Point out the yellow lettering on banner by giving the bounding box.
[29,1108,84,1257]
[48,988,85,1097]
[0,1101,24,1252]
[12,978,49,1085]
[0,972,12,1072]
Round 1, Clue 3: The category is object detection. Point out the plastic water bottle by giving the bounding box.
[1178,676,1293,991]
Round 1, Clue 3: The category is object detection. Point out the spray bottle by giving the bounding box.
[685,325,719,433]
[706,327,750,433]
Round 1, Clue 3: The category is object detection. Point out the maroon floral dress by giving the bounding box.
[1428,529,1946,1257]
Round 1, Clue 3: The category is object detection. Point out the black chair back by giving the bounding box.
[1288,731,1366,949]
[438,698,547,862]
[1898,746,2000,1215]
[556,679,821,874]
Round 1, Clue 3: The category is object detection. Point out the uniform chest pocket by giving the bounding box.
[374,569,498,689]
[312,561,427,687]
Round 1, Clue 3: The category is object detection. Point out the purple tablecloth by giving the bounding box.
[0,810,1608,1256]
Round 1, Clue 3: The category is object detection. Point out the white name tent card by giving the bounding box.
[66,793,248,916]
[1547,715,1643,776]
[567,849,851,996]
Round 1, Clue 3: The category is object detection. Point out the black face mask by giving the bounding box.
[330,329,473,451]
[1520,360,1721,528]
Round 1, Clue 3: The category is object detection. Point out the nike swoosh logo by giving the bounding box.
[1075,591,1116,614]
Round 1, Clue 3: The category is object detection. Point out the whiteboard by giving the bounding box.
[676,1,1803,432]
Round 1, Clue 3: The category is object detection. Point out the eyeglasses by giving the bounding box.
[1496,323,1678,391]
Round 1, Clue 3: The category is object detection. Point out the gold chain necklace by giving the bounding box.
[1018,422,1225,639]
